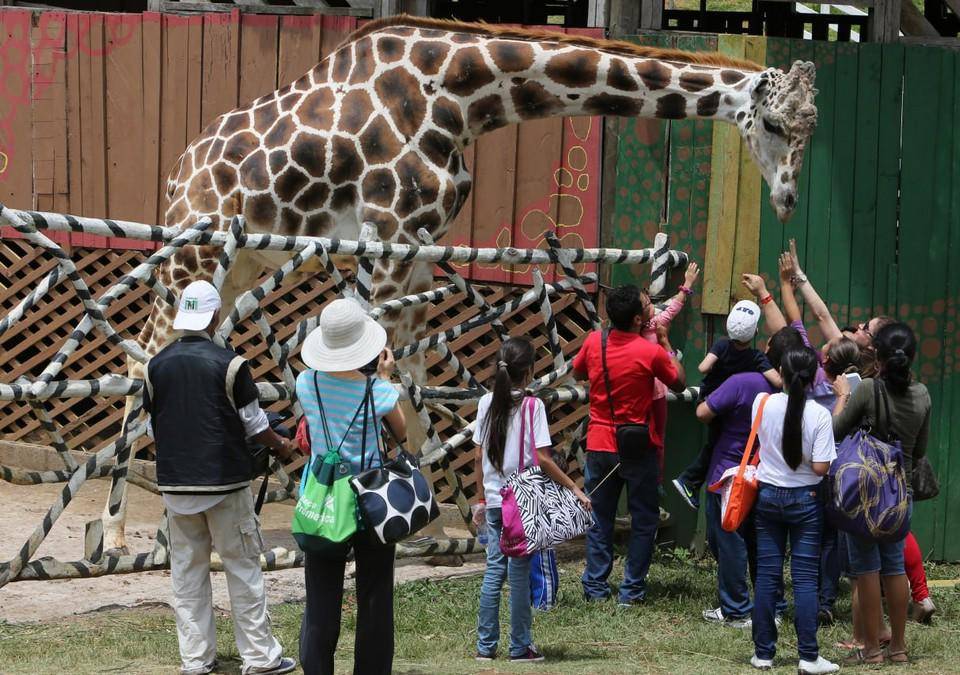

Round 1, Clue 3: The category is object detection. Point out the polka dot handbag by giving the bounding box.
[349,393,440,545]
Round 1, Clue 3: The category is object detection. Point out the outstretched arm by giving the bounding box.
[655,262,701,326]
[777,252,802,324]
[741,274,787,334]
[786,239,842,342]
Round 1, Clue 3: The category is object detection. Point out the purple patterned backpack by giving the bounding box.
[824,380,910,543]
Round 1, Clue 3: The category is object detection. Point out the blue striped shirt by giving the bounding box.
[296,370,400,475]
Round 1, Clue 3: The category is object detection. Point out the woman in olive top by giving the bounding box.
[832,322,931,665]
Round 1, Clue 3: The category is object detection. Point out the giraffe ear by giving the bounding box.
[751,75,769,102]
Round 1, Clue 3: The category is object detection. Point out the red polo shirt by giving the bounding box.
[572,329,680,453]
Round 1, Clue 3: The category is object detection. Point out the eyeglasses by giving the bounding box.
[841,323,874,342]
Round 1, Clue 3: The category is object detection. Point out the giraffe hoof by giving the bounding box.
[103,546,130,558]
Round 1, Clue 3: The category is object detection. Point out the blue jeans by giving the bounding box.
[706,491,753,619]
[752,483,823,662]
[581,450,660,603]
[476,508,533,658]
[818,520,841,613]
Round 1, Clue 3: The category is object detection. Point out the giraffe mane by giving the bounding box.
[342,15,765,72]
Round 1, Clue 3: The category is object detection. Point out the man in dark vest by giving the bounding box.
[144,280,297,675]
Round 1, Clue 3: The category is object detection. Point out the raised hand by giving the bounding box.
[684,261,701,289]
[779,252,796,284]
[741,273,768,299]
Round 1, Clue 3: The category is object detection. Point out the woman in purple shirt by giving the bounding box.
[695,327,805,627]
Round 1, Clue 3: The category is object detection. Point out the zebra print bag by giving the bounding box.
[499,397,593,557]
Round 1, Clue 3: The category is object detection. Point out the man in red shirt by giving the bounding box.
[572,284,686,605]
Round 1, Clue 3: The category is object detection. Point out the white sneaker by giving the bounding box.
[703,607,751,629]
[798,656,840,674]
[751,654,774,670]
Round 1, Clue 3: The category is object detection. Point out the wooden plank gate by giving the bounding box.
[610,33,960,560]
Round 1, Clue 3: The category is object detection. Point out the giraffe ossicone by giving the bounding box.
[103,15,818,554]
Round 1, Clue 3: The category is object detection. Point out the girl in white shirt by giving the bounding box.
[750,347,838,674]
[472,337,590,663]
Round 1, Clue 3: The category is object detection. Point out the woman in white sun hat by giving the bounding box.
[295,298,405,675]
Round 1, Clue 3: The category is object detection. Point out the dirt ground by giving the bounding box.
[0,477,484,624]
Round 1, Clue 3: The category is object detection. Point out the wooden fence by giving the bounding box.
[610,32,960,560]
[0,8,602,282]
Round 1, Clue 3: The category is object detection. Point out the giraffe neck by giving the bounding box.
[437,37,759,144]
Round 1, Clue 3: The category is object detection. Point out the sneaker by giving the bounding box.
[912,597,936,624]
[617,598,644,608]
[181,663,217,675]
[704,607,751,629]
[510,646,545,662]
[798,655,840,674]
[817,608,834,626]
[751,654,774,670]
[672,477,700,510]
[475,651,496,661]
[243,657,297,675]
[584,593,611,603]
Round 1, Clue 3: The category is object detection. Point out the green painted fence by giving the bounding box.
[608,33,960,560]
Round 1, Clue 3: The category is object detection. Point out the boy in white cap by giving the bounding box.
[671,299,781,511]
[144,280,297,675]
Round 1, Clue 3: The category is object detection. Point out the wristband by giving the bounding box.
[668,350,677,358]
[760,294,774,305]
[679,285,694,296]
[477,498,486,504]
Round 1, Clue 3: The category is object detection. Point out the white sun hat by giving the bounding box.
[726,299,762,342]
[301,298,387,372]
[173,280,222,331]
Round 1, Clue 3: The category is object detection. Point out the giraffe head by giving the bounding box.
[739,61,818,224]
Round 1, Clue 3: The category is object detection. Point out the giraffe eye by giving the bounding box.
[763,118,784,136]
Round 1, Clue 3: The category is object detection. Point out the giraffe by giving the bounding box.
[101,15,818,554]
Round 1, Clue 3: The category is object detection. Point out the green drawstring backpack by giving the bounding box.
[291,373,371,553]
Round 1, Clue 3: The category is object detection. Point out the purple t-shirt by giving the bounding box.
[705,372,777,487]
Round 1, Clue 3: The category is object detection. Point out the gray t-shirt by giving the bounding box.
[832,378,931,484]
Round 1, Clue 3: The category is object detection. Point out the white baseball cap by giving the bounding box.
[301,298,387,372]
[727,299,761,342]
[173,280,222,331]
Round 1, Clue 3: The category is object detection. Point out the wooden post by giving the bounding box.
[870,0,903,42]
[608,0,642,36]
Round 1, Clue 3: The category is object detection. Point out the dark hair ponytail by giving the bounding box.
[875,322,916,396]
[781,347,819,471]
[481,337,536,473]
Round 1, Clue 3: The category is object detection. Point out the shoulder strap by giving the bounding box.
[526,396,540,467]
[224,355,246,409]
[601,329,619,426]
[142,358,154,403]
[740,394,770,473]
[313,371,366,456]
[876,379,895,441]
[518,396,528,472]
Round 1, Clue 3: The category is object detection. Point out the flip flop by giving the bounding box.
[842,648,884,666]
[887,648,909,664]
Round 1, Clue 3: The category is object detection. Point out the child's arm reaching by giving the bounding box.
[655,262,700,326]
[699,352,718,374]
[538,447,592,511]
[762,368,783,389]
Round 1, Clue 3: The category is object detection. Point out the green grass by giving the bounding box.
[2,554,959,674]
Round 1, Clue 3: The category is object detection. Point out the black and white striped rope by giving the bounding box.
[436,342,481,390]
[354,223,377,309]
[0,266,62,338]
[544,230,600,329]
[650,232,683,299]
[369,283,458,320]
[25,219,212,396]
[218,241,321,342]
[0,377,288,402]
[418,228,508,340]
[399,371,471,522]
[0,403,147,588]
[2,208,690,268]
[144,275,178,307]
[532,269,565,376]
[393,272,581,360]
[212,216,245,292]
[28,398,78,472]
